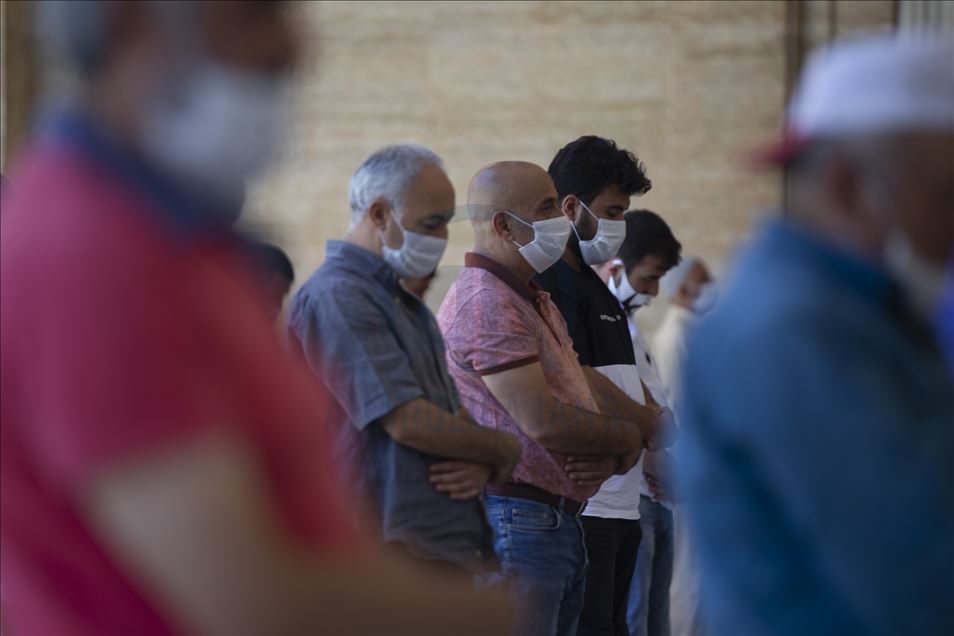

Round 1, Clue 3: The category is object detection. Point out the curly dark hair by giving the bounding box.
[547,135,652,205]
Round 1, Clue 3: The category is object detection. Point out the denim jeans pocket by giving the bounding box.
[508,501,562,532]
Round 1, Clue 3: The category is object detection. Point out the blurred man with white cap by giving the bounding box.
[679,33,954,636]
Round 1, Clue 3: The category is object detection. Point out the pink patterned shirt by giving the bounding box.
[437,252,600,502]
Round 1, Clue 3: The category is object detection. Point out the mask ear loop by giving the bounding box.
[504,210,533,248]
[612,267,638,314]
[569,198,596,242]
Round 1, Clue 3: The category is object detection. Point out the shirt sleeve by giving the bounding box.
[289,286,423,429]
[442,289,540,376]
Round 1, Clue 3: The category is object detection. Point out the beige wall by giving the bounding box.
[2,0,899,332]
[240,0,893,332]
[246,0,794,327]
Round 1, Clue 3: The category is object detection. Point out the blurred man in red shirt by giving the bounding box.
[0,2,510,634]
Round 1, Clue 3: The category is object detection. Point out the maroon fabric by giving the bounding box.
[1,145,361,636]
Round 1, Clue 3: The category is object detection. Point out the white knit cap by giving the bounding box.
[759,32,954,163]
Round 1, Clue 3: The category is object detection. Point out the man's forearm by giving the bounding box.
[584,367,658,429]
[382,399,514,466]
[582,367,673,447]
[530,402,642,456]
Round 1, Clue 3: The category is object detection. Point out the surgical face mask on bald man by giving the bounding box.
[506,212,572,273]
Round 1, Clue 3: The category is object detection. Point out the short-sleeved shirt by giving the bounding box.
[286,240,493,571]
[535,254,646,519]
[680,219,954,635]
[0,111,358,636]
[437,252,600,502]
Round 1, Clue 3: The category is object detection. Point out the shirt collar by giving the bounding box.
[464,252,540,303]
[325,240,400,289]
[42,108,241,237]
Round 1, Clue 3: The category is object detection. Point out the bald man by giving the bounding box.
[437,162,663,636]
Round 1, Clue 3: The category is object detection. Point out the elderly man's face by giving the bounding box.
[382,165,456,251]
[681,261,713,300]
[500,171,562,246]
[885,134,954,267]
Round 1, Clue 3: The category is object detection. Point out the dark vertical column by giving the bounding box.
[0,0,38,172]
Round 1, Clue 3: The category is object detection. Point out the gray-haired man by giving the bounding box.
[288,144,521,574]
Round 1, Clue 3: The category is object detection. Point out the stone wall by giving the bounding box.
[239,0,892,331]
[2,0,899,332]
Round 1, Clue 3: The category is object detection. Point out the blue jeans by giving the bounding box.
[627,496,674,636]
[483,495,589,636]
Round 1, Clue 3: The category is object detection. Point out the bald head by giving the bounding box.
[467,161,557,222]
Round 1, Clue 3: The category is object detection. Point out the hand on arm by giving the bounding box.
[563,455,620,487]
[581,366,678,450]
[381,399,521,494]
[429,461,493,500]
[481,362,642,456]
[81,430,513,635]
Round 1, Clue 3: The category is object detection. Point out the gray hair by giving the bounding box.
[660,257,699,300]
[348,144,444,225]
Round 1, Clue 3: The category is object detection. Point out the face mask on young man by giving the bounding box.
[507,212,572,273]
[574,200,627,265]
[608,263,654,315]
[381,209,448,279]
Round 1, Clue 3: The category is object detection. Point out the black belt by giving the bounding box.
[485,482,586,516]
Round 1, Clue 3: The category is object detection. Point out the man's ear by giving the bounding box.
[367,199,390,231]
[491,211,512,239]
[561,195,580,223]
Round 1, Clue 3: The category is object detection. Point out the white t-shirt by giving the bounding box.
[583,362,647,520]
[583,315,673,520]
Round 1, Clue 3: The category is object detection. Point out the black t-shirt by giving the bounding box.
[534,256,636,368]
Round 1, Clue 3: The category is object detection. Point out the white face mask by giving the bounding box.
[381,211,448,279]
[883,231,949,320]
[692,282,719,315]
[608,270,653,314]
[507,212,572,273]
[142,64,288,204]
[574,200,627,265]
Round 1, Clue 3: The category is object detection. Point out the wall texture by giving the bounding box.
[2,0,900,331]
[239,0,892,330]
